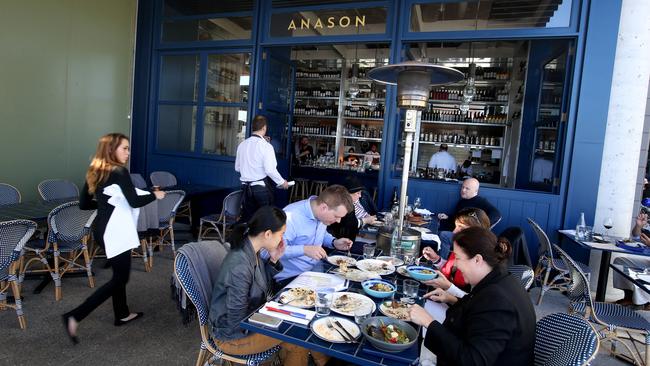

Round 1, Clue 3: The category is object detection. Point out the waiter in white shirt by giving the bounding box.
[235,115,289,222]
[428,144,457,172]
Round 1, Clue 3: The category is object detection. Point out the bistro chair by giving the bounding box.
[150,171,192,226]
[199,190,242,243]
[130,173,148,189]
[555,244,650,366]
[534,312,599,366]
[0,183,21,206]
[528,217,591,305]
[37,179,79,202]
[508,264,535,291]
[148,190,185,268]
[0,220,37,329]
[173,247,280,366]
[289,178,309,202]
[310,180,328,196]
[20,201,96,301]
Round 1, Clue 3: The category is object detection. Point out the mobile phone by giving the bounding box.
[641,228,650,237]
[248,312,282,329]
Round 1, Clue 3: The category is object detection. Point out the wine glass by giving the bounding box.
[414,197,422,210]
[603,218,613,240]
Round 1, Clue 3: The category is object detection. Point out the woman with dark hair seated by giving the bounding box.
[409,227,536,366]
[209,206,328,366]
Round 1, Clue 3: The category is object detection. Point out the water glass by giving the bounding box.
[354,305,373,325]
[315,288,334,317]
[403,280,419,303]
[363,243,376,259]
[576,225,588,241]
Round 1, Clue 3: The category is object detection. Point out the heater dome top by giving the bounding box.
[367,61,464,86]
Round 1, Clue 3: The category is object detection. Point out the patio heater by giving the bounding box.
[368,61,464,243]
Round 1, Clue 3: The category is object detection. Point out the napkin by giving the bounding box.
[259,301,315,325]
[414,208,433,215]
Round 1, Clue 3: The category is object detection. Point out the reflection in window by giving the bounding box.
[270,7,387,38]
[162,17,253,42]
[157,105,197,152]
[410,0,572,32]
[159,55,199,101]
[202,107,247,156]
[164,0,253,16]
[206,53,250,103]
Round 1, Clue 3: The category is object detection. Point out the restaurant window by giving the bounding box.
[409,0,573,32]
[156,52,251,157]
[396,39,574,193]
[269,7,388,38]
[163,0,254,17]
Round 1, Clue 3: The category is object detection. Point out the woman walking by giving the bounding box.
[63,133,165,344]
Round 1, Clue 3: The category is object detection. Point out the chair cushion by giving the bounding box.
[206,338,280,365]
[200,214,220,224]
[572,302,650,331]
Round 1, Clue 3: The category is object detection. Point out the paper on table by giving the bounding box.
[414,208,433,215]
[355,236,376,244]
[582,241,618,250]
[285,271,348,292]
[422,233,440,244]
[419,300,447,366]
[258,301,315,326]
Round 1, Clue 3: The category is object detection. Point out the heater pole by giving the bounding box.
[397,109,418,241]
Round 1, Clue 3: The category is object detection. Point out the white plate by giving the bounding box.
[330,292,376,317]
[331,267,381,282]
[278,287,316,309]
[327,255,357,267]
[310,316,360,343]
[356,259,396,276]
[376,256,404,267]
[396,266,412,278]
[379,300,412,320]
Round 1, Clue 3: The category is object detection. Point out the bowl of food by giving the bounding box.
[361,316,418,353]
[406,265,437,281]
[361,279,396,298]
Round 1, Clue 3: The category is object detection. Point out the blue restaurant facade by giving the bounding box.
[130,0,628,264]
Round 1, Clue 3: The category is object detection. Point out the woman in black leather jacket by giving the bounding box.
[209,206,328,366]
[409,227,536,366]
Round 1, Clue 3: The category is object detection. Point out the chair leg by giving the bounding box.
[10,277,26,329]
[53,245,62,301]
[198,221,204,242]
[82,240,95,288]
[195,348,208,366]
[170,225,176,256]
[536,267,551,305]
[140,239,150,272]
[148,237,154,269]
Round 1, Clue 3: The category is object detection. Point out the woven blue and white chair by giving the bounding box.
[130,173,148,189]
[528,218,591,305]
[37,179,79,202]
[0,183,21,206]
[508,264,535,291]
[174,249,280,366]
[0,220,37,329]
[148,190,185,267]
[555,244,650,366]
[199,190,242,243]
[21,201,96,300]
[535,312,599,366]
[150,171,192,226]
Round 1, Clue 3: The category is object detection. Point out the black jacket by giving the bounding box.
[209,238,283,340]
[441,195,501,231]
[424,267,536,366]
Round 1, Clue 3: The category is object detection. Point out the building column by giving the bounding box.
[593,0,650,300]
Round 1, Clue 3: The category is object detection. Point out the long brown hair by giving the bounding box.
[455,207,490,229]
[86,133,128,194]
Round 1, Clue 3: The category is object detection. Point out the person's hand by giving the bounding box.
[421,246,440,263]
[303,245,328,260]
[423,288,457,304]
[437,213,448,220]
[636,212,648,230]
[641,233,650,247]
[333,238,353,251]
[268,240,286,262]
[422,270,451,290]
[408,304,434,327]
[153,191,166,200]
[280,180,289,189]
[362,215,377,225]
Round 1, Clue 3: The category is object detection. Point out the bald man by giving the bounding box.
[434,178,501,258]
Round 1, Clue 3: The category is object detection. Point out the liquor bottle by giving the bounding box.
[576,212,587,240]
[391,187,399,207]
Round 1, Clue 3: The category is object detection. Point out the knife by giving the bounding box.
[265,306,307,319]
[333,319,356,341]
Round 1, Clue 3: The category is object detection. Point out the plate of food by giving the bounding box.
[361,279,397,298]
[327,255,357,268]
[331,267,381,282]
[396,265,412,278]
[379,300,412,320]
[330,292,376,317]
[311,316,361,343]
[278,287,316,308]
[361,317,418,353]
[356,259,395,276]
[376,256,404,267]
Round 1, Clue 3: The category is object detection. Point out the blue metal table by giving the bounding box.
[610,264,650,296]
[240,251,427,366]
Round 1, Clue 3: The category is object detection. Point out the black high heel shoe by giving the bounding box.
[62,314,79,345]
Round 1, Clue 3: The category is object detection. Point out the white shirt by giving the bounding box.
[428,150,457,172]
[103,184,149,258]
[234,134,285,186]
[532,157,553,183]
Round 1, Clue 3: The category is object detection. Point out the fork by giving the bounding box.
[282,295,306,306]
[327,318,354,342]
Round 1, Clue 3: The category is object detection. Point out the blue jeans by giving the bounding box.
[438,231,454,260]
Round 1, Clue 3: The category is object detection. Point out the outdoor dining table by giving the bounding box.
[0,198,73,222]
[610,263,650,296]
[559,229,650,301]
[240,250,430,366]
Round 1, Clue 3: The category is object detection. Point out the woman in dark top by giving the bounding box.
[62,133,165,344]
[410,227,536,366]
[209,206,328,366]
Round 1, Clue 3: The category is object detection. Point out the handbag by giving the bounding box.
[440,252,467,288]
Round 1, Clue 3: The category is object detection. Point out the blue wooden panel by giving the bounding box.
[145,153,240,188]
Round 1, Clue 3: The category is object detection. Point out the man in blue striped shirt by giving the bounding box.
[271,185,354,285]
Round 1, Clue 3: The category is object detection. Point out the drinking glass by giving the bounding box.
[603,217,613,239]
[403,280,419,304]
[354,304,373,324]
[414,197,422,210]
[315,288,334,317]
[363,243,376,259]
